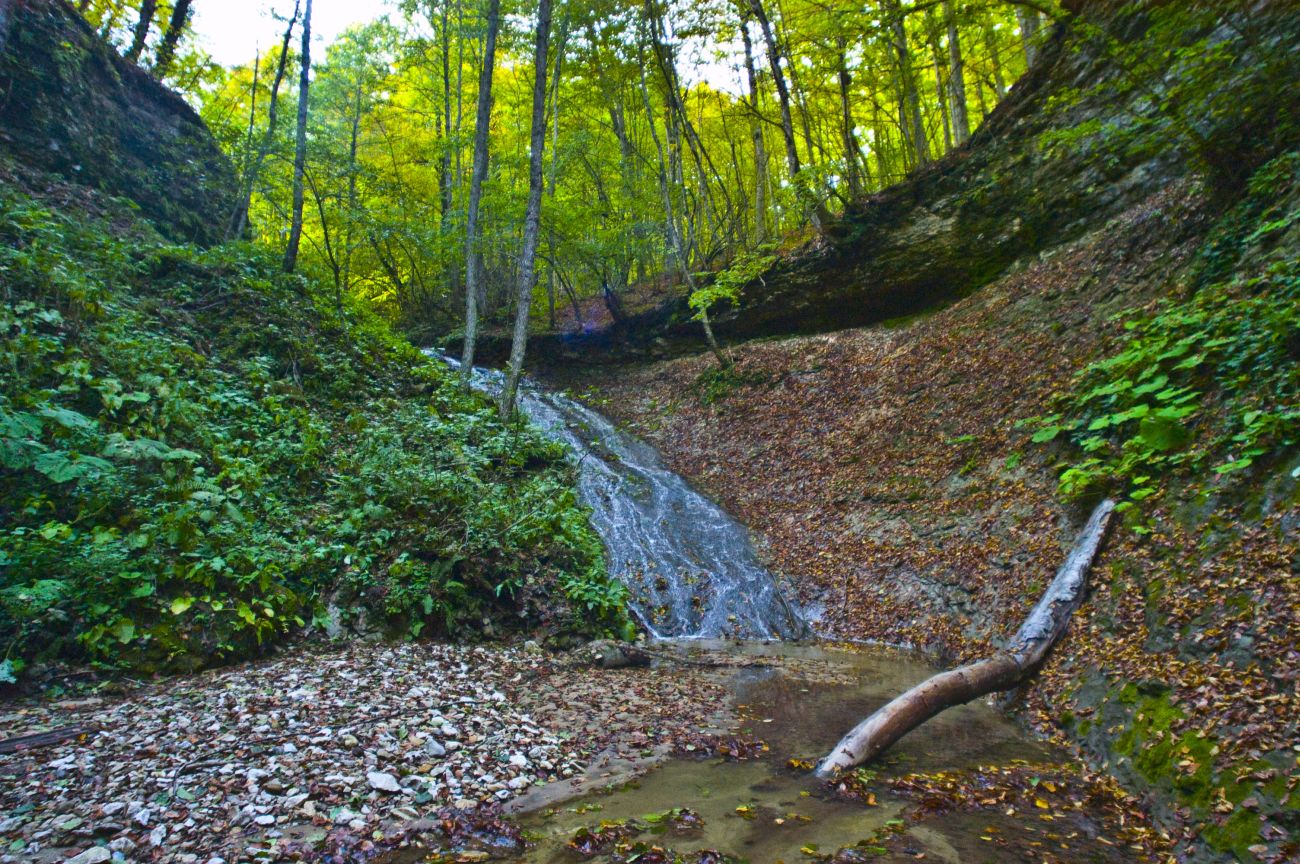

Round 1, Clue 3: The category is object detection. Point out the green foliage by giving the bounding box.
[0,187,627,674]
[1031,153,1300,509]
[1042,5,1299,195]
[689,248,778,322]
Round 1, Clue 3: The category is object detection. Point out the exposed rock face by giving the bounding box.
[0,0,237,244]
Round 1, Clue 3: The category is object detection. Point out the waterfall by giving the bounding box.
[436,355,806,640]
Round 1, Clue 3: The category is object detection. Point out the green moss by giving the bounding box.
[1201,808,1263,860]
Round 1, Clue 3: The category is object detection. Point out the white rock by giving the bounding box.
[424,739,446,757]
[254,814,276,826]
[132,808,151,827]
[67,849,111,864]
[148,825,167,847]
[508,753,528,769]
[507,776,530,790]
[367,771,401,793]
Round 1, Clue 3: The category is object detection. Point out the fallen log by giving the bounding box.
[0,723,95,754]
[814,499,1116,778]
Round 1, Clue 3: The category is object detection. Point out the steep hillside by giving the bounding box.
[0,0,627,678]
[582,146,1298,864]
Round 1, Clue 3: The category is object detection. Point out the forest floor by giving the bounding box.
[559,182,1298,863]
[0,641,737,863]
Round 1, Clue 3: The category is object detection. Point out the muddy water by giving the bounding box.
[405,642,1134,864]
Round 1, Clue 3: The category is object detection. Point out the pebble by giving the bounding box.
[424,739,446,757]
[67,849,112,864]
[367,771,402,793]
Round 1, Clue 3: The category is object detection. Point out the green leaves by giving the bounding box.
[1029,151,1300,509]
[0,186,624,677]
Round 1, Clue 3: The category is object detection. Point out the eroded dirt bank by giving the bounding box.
[560,184,1299,863]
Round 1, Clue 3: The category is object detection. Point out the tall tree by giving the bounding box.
[1016,7,1042,65]
[153,0,193,77]
[886,0,930,167]
[283,0,313,273]
[499,0,554,418]
[944,0,970,145]
[458,0,502,385]
[739,16,768,244]
[228,1,299,241]
[748,0,822,231]
[125,0,156,63]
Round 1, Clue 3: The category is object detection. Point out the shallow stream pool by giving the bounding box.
[391,641,1141,864]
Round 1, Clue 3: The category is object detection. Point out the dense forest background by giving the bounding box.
[78,0,1049,339]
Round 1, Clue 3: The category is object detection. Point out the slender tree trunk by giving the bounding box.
[887,0,929,167]
[153,0,192,77]
[739,19,768,245]
[238,49,261,216]
[1016,8,1042,66]
[929,22,952,153]
[545,15,568,332]
[836,39,863,198]
[498,0,553,419]
[283,0,313,274]
[638,55,730,370]
[229,3,299,241]
[986,25,1007,98]
[748,0,823,231]
[125,0,157,63]
[459,0,502,386]
[945,0,970,145]
[340,78,362,313]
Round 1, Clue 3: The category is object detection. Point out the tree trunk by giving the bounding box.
[125,0,157,63]
[739,18,768,245]
[836,39,863,198]
[986,25,1008,98]
[340,78,362,313]
[283,0,313,274]
[152,0,192,77]
[928,19,952,154]
[498,0,552,419]
[815,500,1116,777]
[944,0,970,145]
[637,51,730,371]
[459,0,501,388]
[748,0,822,232]
[1017,7,1042,66]
[229,3,299,241]
[887,0,929,167]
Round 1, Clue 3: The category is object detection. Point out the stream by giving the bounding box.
[409,360,1131,863]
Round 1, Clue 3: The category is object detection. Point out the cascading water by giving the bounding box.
[435,354,806,640]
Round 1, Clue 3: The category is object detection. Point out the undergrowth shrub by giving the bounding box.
[1031,152,1300,517]
[0,188,627,679]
